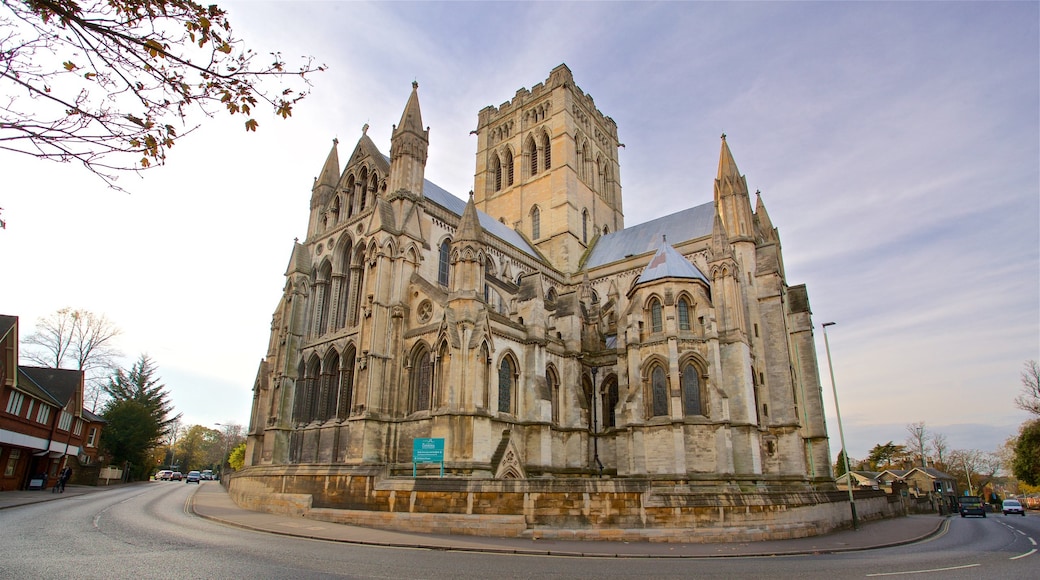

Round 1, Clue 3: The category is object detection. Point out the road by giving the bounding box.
[1,482,1037,579]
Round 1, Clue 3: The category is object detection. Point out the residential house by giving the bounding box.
[0,315,105,491]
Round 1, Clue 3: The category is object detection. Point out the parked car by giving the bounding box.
[200,470,215,481]
[170,471,183,481]
[959,496,986,517]
[1002,499,1026,516]
[185,470,201,484]
[157,470,173,481]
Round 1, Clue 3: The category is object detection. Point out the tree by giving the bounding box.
[100,354,180,478]
[1012,419,1040,487]
[227,441,245,471]
[1016,360,1040,416]
[867,441,907,470]
[22,307,122,412]
[905,422,930,468]
[99,398,159,479]
[948,448,1000,495]
[834,448,851,478]
[174,424,215,472]
[931,432,949,472]
[0,0,324,188]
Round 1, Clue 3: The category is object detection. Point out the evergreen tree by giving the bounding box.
[1013,419,1040,487]
[834,448,851,478]
[100,354,181,479]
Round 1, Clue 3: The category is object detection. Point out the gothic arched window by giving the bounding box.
[525,135,538,177]
[531,206,541,240]
[321,350,340,421]
[498,356,515,414]
[542,131,551,170]
[438,239,450,286]
[678,297,691,331]
[546,365,560,424]
[491,153,502,192]
[602,375,619,429]
[504,148,514,186]
[651,365,668,417]
[338,345,356,419]
[412,348,432,412]
[650,298,663,333]
[582,209,589,244]
[681,362,703,416]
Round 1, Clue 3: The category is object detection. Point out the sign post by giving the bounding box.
[412,438,445,478]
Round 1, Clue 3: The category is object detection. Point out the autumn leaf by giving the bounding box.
[244,119,258,132]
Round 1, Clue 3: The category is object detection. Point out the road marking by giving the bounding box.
[1009,549,1036,560]
[866,564,980,576]
[1029,537,1037,546]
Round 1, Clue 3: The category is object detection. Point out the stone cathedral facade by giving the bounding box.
[236,66,862,539]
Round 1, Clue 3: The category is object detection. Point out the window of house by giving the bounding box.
[651,366,668,417]
[498,357,514,413]
[36,404,50,424]
[650,299,663,333]
[678,298,691,331]
[5,391,24,416]
[438,239,451,286]
[73,419,83,436]
[682,363,703,416]
[531,206,540,239]
[4,449,20,477]
[87,427,97,447]
[58,410,72,431]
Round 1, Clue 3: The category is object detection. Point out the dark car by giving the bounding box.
[170,471,183,481]
[959,496,985,517]
[185,470,201,484]
[1002,499,1026,516]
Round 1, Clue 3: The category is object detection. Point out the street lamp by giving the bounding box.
[822,322,858,530]
[214,423,232,480]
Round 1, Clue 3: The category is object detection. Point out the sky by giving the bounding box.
[1,2,1037,462]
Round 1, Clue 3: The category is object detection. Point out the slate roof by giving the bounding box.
[421,176,539,258]
[635,237,710,286]
[0,314,16,339]
[19,366,82,408]
[585,201,716,269]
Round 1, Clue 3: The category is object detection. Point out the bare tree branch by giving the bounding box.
[1016,360,1040,416]
[0,0,324,190]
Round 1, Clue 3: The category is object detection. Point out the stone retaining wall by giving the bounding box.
[227,466,903,542]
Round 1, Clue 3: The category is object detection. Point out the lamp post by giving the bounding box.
[822,322,858,530]
[214,423,232,480]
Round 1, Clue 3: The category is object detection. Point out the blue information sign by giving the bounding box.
[412,438,445,477]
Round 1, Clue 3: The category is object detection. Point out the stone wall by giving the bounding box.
[228,465,903,542]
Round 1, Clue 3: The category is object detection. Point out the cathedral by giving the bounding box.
[237,65,856,539]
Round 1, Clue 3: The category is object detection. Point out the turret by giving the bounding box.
[714,134,754,243]
[387,81,429,200]
[308,139,340,239]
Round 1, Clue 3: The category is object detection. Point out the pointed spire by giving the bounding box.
[455,191,484,243]
[754,190,779,243]
[716,132,741,182]
[394,80,426,139]
[317,138,340,189]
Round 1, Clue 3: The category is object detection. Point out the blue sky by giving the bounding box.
[1,2,1037,461]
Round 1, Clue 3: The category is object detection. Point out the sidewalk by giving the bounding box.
[1,482,947,557]
[187,483,947,558]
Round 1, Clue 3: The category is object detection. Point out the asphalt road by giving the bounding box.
[1,482,1036,579]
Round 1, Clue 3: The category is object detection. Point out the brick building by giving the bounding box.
[1,315,105,491]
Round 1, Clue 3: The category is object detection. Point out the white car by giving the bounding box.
[1003,499,1026,516]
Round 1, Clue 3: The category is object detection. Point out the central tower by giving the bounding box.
[472,64,623,273]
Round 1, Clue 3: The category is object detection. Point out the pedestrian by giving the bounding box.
[56,466,72,493]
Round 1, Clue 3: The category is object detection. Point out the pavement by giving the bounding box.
[1,481,948,558]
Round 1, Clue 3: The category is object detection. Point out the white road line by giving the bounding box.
[866,564,980,577]
[1029,537,1037,546]
[1009,549,1036,560]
